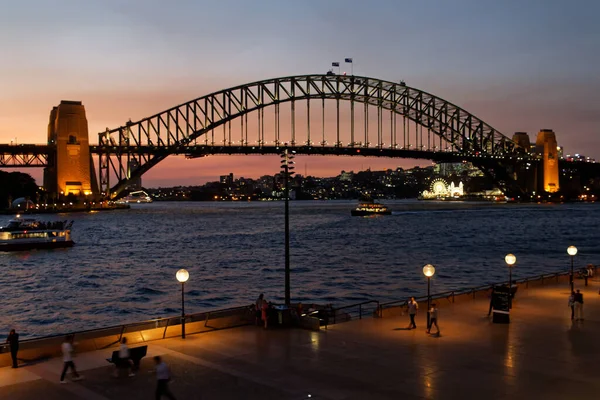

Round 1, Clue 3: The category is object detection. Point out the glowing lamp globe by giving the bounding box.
[567,246,578,256]
[176,269,189,283]
[423,264,435,278]
[505,254,516,267]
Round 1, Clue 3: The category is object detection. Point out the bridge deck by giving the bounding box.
[1,278,599,399]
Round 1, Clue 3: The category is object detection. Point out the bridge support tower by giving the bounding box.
[43,101,98,199]
[535,129,559,193]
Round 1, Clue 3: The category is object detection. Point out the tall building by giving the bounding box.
[535,129,559,193]
[512,132,531,152]
[43,101,96,197]
[220,173,234,186]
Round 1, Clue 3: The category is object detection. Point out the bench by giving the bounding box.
[106,345,148,371]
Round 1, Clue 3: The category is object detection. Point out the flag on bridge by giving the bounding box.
[332,62,340,67]
[345,58,353,63]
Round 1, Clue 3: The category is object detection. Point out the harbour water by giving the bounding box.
[1,200,598,339]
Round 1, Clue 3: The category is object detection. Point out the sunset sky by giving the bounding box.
[1,0,599,187]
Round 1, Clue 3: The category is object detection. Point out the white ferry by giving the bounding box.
[117,190,153,204]
[0,216,74,251]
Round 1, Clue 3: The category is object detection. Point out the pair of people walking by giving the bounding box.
[406,297,440,335]
[568,289,584,321]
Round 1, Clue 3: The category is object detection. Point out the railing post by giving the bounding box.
[163,319,170,339]
[359,304,362,319]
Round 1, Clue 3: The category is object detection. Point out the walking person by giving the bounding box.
[255,293,264,326]
[407,297,418,329]
[574,289,584,321]
[60,335,82,383]
[114,337,134,377]
[154,356,177,400]
[261,298,269,329]
[6,329,19,368]
[427,303,440,335]
[568,291,575,320]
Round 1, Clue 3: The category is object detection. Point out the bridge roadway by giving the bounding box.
[1,277,599,399]
[0,143,519,164]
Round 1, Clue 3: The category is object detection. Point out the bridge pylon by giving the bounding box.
[43,101,98,199]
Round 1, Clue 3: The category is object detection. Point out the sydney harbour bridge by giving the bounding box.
[0,74,597,199]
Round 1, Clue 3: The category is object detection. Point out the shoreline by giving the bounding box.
[0,204,130,215]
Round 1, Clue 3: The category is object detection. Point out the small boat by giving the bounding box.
[351,199,392,216]
[0,216,74,251]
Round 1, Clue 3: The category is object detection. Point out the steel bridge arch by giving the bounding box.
[98,74,523,197]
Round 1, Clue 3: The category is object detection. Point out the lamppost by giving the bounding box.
[567,246,577,292]
[280,148,295,306]
[176,269,189,339]
[505,254,516,308]
[423,264,435,329]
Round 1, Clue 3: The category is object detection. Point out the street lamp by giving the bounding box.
[176,269,189,339]
[423,264,435,329]
[280,147,295,306]
[567,246,577,292]
[505,254,516,308]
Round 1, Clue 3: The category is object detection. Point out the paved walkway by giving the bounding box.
[2,278,600,399]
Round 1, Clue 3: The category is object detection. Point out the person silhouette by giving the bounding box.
[6,329,19,368]
[154,356,177,399]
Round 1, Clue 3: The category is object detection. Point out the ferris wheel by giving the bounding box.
[430,178,448,195]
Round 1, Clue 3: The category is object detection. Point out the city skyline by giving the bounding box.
[2,0,599,186]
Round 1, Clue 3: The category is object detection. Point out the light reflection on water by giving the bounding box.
[0,200,598,338]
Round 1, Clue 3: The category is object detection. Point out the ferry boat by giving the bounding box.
[351,200,392,216]
[0,216,74,251]
[116,190,153,204]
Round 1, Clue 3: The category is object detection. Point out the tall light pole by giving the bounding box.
[423,264,435,330]
[567,246,578,292]
[280,148,295,306]
[505,254,516,308]
[176,269,189,339]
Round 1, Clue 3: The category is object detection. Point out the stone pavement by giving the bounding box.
[2,278,600,399]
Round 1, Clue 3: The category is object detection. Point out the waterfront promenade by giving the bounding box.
[2,277,600,399]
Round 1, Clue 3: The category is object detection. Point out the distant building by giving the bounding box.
[339,170,354,181]
[220,173,234,186]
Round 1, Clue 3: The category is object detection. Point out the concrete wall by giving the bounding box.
[0,307,254,368]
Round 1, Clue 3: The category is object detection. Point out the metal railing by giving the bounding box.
[327,300,380,327]
[324,268,593,326]
[1,304,254,352]
[379,270,578,315]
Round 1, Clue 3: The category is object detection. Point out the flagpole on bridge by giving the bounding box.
[345,58,353,75]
